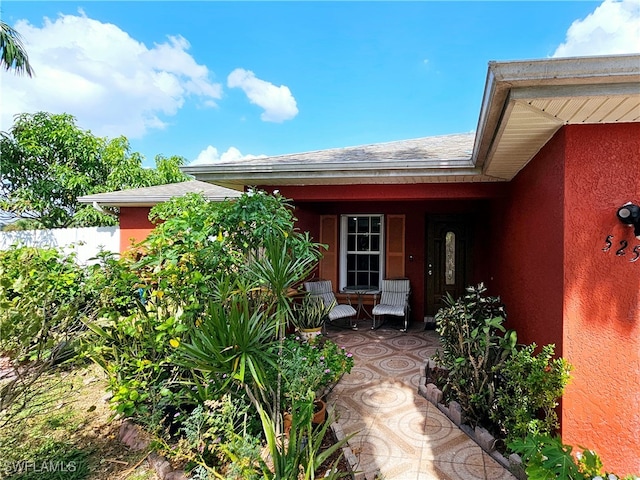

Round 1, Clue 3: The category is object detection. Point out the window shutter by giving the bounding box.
[386,214,405,278]
[319,215,338,287]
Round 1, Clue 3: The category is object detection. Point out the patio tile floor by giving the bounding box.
[326,320,516,480]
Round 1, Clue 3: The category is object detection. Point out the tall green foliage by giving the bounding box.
[493,344,572,445]
[434,284,517,428]
[86,190,322,418]
[510,434,639,480]
[0,246,87,359]
[434,284,572,447]
[0,246,89,424]
[84,190,349,477]
[0,112,189,228]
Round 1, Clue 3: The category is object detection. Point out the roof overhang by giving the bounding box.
[78,180,242,208]
[183,134,496,189]
[182,54,639,189]
[474,55,640,180]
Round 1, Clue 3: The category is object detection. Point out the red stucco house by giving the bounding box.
[82,55,640,473]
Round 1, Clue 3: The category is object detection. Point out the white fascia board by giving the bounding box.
[182,158,475,177]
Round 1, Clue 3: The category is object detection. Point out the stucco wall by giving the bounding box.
[119,207,155,252]
[491,123,640,473]
[562,123,640,474]
[490,130,566,351]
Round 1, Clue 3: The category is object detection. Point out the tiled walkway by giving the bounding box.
[326,320,516,480]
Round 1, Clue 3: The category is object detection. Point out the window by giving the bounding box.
[339,215,384,290]
[445,231,455,285]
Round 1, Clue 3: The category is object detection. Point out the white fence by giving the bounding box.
[0,226,119,264]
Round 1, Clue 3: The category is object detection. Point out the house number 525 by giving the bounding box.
[602,235,639,262]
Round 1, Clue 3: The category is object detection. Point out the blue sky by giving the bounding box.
[1,1,638,167]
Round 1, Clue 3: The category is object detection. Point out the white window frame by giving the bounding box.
[339,214,385,291]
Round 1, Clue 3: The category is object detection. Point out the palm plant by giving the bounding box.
[1,21,34,77]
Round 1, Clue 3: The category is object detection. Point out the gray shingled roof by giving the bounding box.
[210,133,475,166]
[78,180,242,207]
[182,133,490,187]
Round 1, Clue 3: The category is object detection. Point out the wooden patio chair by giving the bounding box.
[371,278,411,332]
[304,280,358,331]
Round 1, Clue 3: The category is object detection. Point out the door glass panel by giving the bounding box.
[445,231,455,285]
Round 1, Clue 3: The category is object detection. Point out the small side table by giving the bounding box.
[343,285,380,320]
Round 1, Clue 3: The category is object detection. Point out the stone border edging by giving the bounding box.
[418,360,527,480]
[327,403,360,480]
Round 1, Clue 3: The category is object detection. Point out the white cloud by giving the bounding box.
[553,0,640,57]
[190,145,267,165]
[0,12,222,138]
[227,68,298,122]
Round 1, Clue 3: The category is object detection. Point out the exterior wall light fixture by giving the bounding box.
[617,202,640,239]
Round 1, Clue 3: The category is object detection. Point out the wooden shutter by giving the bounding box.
[319,215,338,288]
[386,214,405,278]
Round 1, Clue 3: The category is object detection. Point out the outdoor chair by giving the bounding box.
[371,278,411,332]
[304,280,358,331]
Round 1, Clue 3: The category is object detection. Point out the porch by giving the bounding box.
[325,321,515,480]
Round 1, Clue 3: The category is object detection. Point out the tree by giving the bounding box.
[0,20,34,77]
[0,112,190,228]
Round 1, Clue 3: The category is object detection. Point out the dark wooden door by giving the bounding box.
[425,216,471,316]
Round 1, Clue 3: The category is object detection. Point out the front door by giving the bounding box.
[425,216,471,317]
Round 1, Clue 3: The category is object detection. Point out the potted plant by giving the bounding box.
[279,335,354,431]
[291,294,333,341]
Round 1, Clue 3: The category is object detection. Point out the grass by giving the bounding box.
[0,363,157,480]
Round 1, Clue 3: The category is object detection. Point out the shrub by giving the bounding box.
[0,246,88,359]
[0,246,90,424]
[84,190,321,420]
[85,293,192,422]
[279,335,354,408]
[434,283,517,428]
[493,343,572,445]
[164,395,263,479]
[510,434,640,480]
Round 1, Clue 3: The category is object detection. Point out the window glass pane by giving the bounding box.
[371,217,381,233]
[347,272,356,286]
[445,231,455,285]
[357,272,368,286]
[357,255,369,270]
[371,234,379,251]
[371,272,379,287]
[370,255,379,270]
[347,236,355,252]
[357,217,369,233]
[357,235,369,252]
[348,217,357,234]
[347,255,356,270]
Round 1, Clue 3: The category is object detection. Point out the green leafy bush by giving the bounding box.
[0,246,88,359]
[493,343,572,444]
[164,395,262,480]
[85,294,191,421]
[434,283,517,428]
[510,434,639,480]
[279,335,354,408]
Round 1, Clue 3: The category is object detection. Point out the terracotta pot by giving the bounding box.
[283,412,293,436]
[312,399,326,425]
